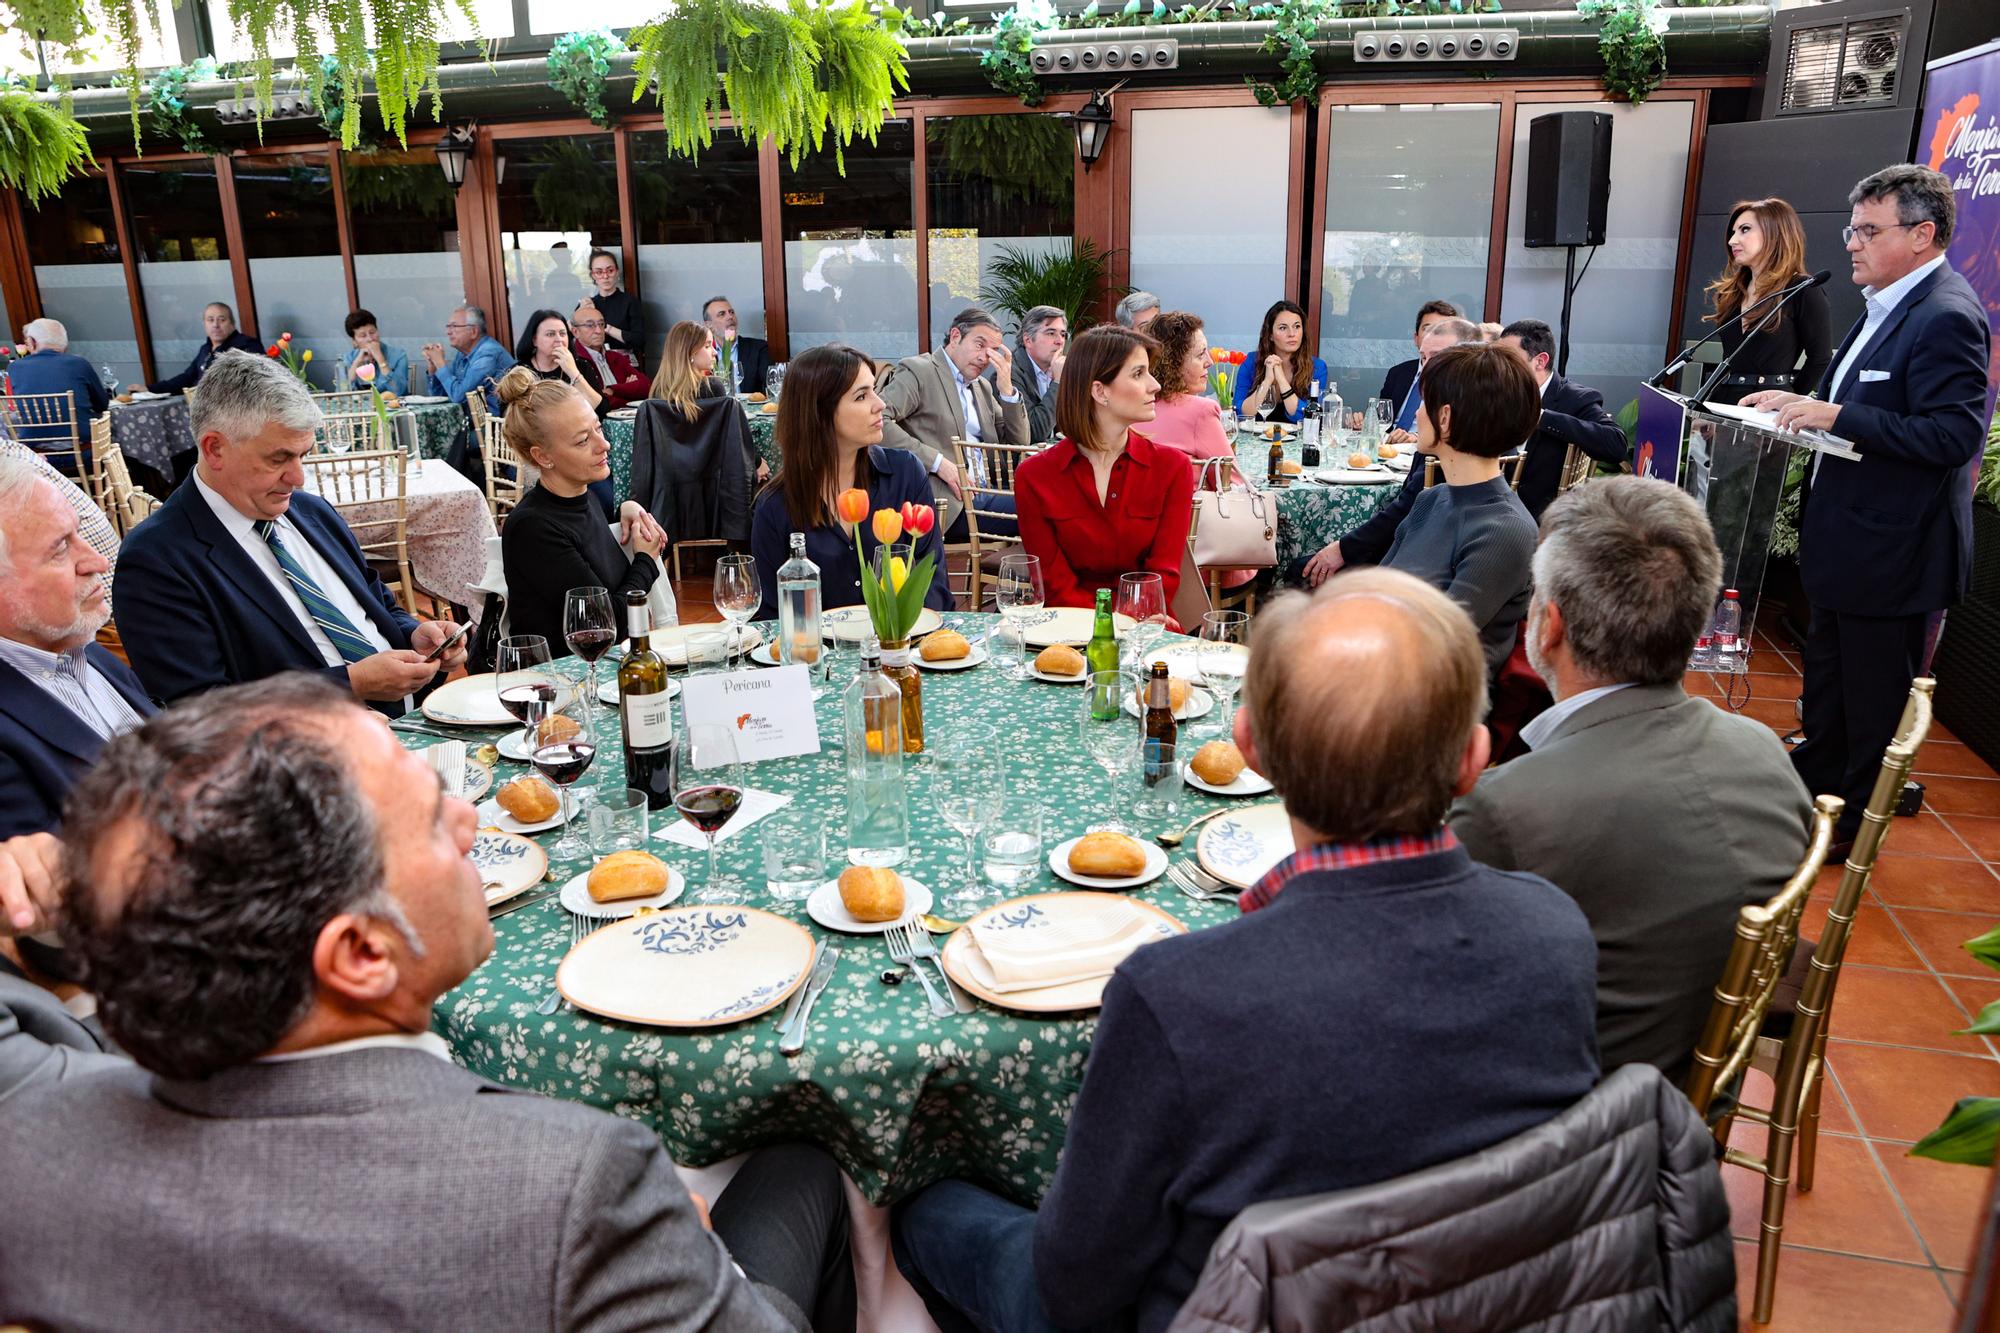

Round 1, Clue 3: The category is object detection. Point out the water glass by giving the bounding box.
[1197,610,1251,736]
[760,817,827,903]
[980,804,1046,892]
[1081,669,1142,836]
[988,619,1026,679]
[765,364,787,400]
[1116,572,1168,663]
[1134,742,1183,821]
[589,788,650,856]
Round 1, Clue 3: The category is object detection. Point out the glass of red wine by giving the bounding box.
[495,635,556,756]
[563,586,616,730]
[674,722,745,903]
[527,688,595,862]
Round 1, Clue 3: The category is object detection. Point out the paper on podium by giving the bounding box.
[1701,401,1860,461]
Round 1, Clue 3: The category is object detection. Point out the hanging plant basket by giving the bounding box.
[0,89,95,205]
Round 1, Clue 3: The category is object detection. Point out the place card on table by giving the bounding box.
[656,788,793,849]
[679,665,821,763]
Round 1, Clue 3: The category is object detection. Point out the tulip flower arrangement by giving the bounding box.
[266,331,314,385]
[838,488,937,644]
[349,359,395,447]
[1208,346,1247,406]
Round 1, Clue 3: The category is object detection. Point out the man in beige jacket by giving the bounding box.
[876,305,1030,536]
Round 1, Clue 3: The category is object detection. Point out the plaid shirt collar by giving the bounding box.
[1239,827,1459,914]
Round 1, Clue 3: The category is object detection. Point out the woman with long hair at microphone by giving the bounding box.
[1702,198,1832,405]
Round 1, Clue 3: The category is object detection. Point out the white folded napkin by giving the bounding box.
[423,740,467,797]
[964,904,1162,993]
[656,788,792,849]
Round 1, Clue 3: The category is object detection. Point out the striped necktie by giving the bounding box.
[253,519,376,665]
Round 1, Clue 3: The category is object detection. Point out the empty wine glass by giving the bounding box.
[1080,669,1143,836]
[765,364,787,401]
[1115,571,1168,665]
[1372,396,1396,442]
[674,722,745,903]
[495,634,555,754]
[993,553,1044,680]
[1196,610,1250,738]
[928,729,1008,912]
[714,554,761,668]
[527,687,595,863]
[563,586,615,728]
[99,364,120,397]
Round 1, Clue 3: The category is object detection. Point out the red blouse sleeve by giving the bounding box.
[1015,449,1093,609]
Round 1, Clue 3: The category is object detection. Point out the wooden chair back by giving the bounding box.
[482,414,528,527]
[316,411,389,456]
[301,449,417,610]
[95,439,154,537]
[86,417,115,514]
[1557,443,1595,496]
[1501,451,1526,488]
[950,439,1036,610]
[4,392,83,476]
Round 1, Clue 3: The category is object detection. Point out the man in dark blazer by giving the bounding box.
[0,457,155,839]
[894,570,1600,1333]
[1013,304,1068,442]
[146,301,263,394]
[704,295,772,397]
[0,674,852,1330]
[8,318,108,448]
[116,352,465,717]
[1747,164,1992,839]
[1495,318,1631,518]
[1451,478,1814,1079]
[1373,297,1463,435]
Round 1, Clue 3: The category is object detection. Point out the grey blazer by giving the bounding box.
[0,1046,795,1332]
[0,956,122,1104]
[1013,337,1059,443]
[1450,683,1814,1078]
[876,351,1030,532]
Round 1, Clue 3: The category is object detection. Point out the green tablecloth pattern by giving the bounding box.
[418,613,1242,1206]
[604,409,779,507]
[311,391,467,462]
[1230,432,1402,568]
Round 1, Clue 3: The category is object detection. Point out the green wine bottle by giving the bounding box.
[1087,587,1121,721]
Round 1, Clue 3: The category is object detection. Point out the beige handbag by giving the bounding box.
[1192,486,1278,569]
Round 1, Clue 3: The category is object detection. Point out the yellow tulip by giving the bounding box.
[872,508,903,544]
[301,349,313,363]
[887,555,909,593]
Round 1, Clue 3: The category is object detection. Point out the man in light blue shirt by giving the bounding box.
[420,305,514,408]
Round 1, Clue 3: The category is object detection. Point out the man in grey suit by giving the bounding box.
[1013,304,1068,443]
[1450,477,1814,1081]
[877,305,1031,535]
[0,674,853,1332]
[0,830,123,1102]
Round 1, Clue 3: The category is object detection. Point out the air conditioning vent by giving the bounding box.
[1778,11,1907,116]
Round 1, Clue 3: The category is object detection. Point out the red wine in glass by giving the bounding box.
[567,629,616,663]
[499,681,556,724]
[531,741,597,788]
[674,784,743,835]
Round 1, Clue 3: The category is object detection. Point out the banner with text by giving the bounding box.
[1925,37,2000,421]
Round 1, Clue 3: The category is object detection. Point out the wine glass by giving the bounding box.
[928,730,1007,912]
[674,722,745,903]
[527,688,595,863]
[563,586,616,728]
[993,553,1044,680]
[100,364,120,397]
[1115,571,1168,666]
[1196,610,1250,738]
[765,364,786,401]
[1080,669,1143,835]
[495,635,555,754]
[1372,396,1396,443]
[713,554,761,668]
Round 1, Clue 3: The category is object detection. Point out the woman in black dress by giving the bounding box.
[1702,198,1832,405]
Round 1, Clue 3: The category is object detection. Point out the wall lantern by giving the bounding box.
[1071,92,1114,169]
[435,123,476,189]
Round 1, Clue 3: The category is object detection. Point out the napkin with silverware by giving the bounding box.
[963,903,1162,993]
[423,741,467,798]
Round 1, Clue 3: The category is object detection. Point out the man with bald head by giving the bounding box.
[894,570,1601,1333]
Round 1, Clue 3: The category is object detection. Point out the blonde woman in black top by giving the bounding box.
[1704,198,1832,405]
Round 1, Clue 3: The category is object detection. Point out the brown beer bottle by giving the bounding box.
[1142,660,1177,788]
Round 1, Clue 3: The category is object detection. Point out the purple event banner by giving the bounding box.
[1925,37,2000,421]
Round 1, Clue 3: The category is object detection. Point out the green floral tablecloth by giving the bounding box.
[416,613,1245,1206]
[1231,432,1401,568]
[604,410,779,507]
[313,391,467,462]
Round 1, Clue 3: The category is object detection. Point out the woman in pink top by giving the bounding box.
[1146,311,1255,589]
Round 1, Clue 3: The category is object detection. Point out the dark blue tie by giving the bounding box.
[253,520,376,665]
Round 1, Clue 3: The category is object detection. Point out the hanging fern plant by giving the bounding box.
[0,89,95,205]
[722,0,823,166]
[548,28,624,129]
[804,0,909,172]
[630,0,734,158]
[7,0,147,144]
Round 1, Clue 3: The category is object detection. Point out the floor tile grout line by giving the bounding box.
[1854,1130,1953,1277]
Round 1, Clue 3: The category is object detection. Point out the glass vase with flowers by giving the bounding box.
[837,488,937,753]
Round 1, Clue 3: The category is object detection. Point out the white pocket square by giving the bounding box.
[1859,369,1892,383]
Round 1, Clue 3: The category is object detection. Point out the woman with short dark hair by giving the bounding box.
[339,308,411,393]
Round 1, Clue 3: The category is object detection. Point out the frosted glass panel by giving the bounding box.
[356,253,470,392]
[784,237,920,360]
[34,266,141,389]
[1502,100,1694,415]
[1128,106,1292,355]
[637,243,764,353]
[1320,104,1498,403]
[629,129,763,370]
[250,257,348,390]
[139,258,237,373]
[496,136,620,343]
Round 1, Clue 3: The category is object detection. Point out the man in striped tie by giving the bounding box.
[116,352,467,716]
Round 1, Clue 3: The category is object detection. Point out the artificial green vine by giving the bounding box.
[0,87,94,204]
[1577,0,1668,104]
[548,29,624,129]
[146,59,219,155]
[1246,0,1322,107]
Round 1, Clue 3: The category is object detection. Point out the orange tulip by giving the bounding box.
[872,508,903,544]
[899,501,935,537]
[1210,347,1229,364]
[835,488,870,524]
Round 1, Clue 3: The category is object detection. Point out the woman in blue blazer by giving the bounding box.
[1233,300,1327,423]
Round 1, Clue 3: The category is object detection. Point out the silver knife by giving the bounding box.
[778,942,841,1055]
[777,941,824,1031]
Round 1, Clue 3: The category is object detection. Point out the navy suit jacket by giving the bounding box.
[1804,262,1991,617]
[0,644,155,838]
[1514,373,1629,519]
[1378,358,1419,418]
[732,336,773,397]
[7,351,108,446]
[148,331,263,395]
[114,482,425,715]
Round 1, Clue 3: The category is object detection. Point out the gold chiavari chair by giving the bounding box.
[95,439,153,536]
[948,438,1035,609]
[86,417,115,515]
[312,389,374,416]
[466,388,492,439]
[1685,677,1935,1323]
[302,449,418,611]
[1557,443,1596,496]
[5,391,86,480]
[482,413,527,528]
[316,410,390,456]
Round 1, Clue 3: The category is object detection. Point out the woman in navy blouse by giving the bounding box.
[1233,299,1328,424]
[749,344,952,616]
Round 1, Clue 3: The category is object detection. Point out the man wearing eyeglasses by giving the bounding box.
[1744,164,1990,850]
[570,299,649,414]
[420,305,515,409]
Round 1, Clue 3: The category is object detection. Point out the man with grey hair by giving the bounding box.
[421,302,515,406]
[115,352,465,716]
[1013,304,1068,442]
[0,674,853,1328]
[0,455,154,840]
[878,304,1029,536]
[1114,290,1160,330]
[1744,163,1990,846]
[8,317,107,449]
[146,300,261,394]
[1450,476,1814,1078]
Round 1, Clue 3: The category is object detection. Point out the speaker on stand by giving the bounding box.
[1523,111,1613,376]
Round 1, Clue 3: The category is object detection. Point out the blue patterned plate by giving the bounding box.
[1195,802,1294,890]
[555,906,814,1028]
[472,830,548,906]
[1015,607,1136,648]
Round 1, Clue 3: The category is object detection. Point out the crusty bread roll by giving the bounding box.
[743,392,767,403]
[789,633,821,665]
[760,402,779,415]
[1278,459,1303,476]
[1378,443,1401,460]
[588,849,672,903]
[496,775,560,823]
[1347,451,1373,469]
[1035,644,1085,676]
[838,866,905,922]
[1190,739,1247,787]
[921,628,971,662]
[1133,676,1193,713]
[1068,831,1147,879]
[534,713,582,747]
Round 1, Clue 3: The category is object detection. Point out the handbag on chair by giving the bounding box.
[1191,486,1278,570]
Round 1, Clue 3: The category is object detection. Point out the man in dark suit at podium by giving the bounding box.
[1746,164,1991,841]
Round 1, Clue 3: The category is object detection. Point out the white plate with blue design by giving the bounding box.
[1012,607,1136,648]
[821,605,945,643]
[1049,835,1169,890]
[939,892,1187,1012]
[1195,802,1294,890]
[555,905,815,1028]
[472,830,548,906]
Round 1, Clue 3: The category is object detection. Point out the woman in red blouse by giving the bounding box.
[1014,325,1196,609]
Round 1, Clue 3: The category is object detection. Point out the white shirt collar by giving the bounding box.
[1538,374,1552,399]
[1518,682,1635,751]
[191,467,266,542]
[259,1031,453,1064]
[1863,253,1946,319]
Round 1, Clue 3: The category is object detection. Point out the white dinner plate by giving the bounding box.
[806,878,934,933]
[1031,665,1089,685]
[1195,802,1295,890]
[124,390,168,401]
[599,677,682,706]
[644,622,763,666]
[459,757,495,802]
[1238,422,1300,441]
[939,893,1186,1013]
[555,906,815,1028]
[914,643,987,671]
[1121,685,1215,723]
[422,672,520,726]
[397,394,450,405]
[1012,607,1135,648]
[1049,835,1169,890]
[1315,467,1399,486]
[472,830,548,905]
[477,790,571,835]
[821,606,945,643]
[558,863,688,919]
[1182,758,1275,797]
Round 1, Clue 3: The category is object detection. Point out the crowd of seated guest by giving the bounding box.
[147,302,263,395]
[423,304,514,408]
[509,307,603,418]
[878,306,1029,540]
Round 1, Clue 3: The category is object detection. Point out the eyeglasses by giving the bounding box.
[573,320,606,330]
[445,323,474,331]
[1842,222,1922,245]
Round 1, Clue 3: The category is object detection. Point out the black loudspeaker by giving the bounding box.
[1523,111,1613,248]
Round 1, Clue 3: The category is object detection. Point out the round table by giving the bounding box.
[105,393,467,485]
[1229,432,1402,568]
[603,408,779,507]
[419,614,1245,1207]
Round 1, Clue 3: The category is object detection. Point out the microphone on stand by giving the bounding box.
[1652,269,1832,394]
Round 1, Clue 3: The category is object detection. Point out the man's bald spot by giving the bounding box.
[1280,589,1435,718]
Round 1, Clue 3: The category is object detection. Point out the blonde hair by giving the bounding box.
[495,364,581,469]
[649,321,712,421]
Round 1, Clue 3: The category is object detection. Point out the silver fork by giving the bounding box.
[900,921,973,1013]
[886,925,952,1017]
[1168,861,1238,903]
[539,911,583,1014]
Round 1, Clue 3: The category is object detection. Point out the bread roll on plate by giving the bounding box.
[838,866,905,922]
[588,850,673,903]
[1067,831,1147,879]
[920,628,971,662]
[1035,644,1085,676]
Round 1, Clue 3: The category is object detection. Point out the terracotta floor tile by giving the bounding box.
[1827,967,1987,1051]
[1921,776,2000,817]
[1727,696,1807,731]
[1940,976,2000,1039]
[1825,1041,2000,1142]
[1736,1065,1861,1137]
[1940,814,2000,862]
[1879,1152,1995,1271]
[1868,856,2000,914]
[1722,1132,1925,1262]
[1743,673,1805,703]
[1731,1241,1956,1330]
[1881,812,1980,861]
[1685,671,1724,698]
[1885,909,1998,980]
[1800,901,1923,971]
[1916,741,2000,781]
